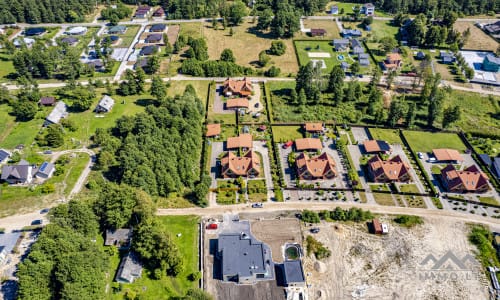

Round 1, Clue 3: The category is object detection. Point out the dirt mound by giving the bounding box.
[314,261,326,273]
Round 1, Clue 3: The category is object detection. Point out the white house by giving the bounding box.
[362,3,375,16]
[44,101,68,126]
[35,161,55,179]
[66,26,87,35]
[0,149,11,164]
[330,5,339,14]
[95,95,115,113]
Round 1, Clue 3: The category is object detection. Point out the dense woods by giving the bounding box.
[0,0,96,24]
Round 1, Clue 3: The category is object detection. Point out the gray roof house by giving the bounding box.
[283,260,306,287]
[492,157,500,179]
[333,39,350,51]
[359,54,370,66]
[44,101,68,126]
[35,161,55,179]
[350,39,362,48]
[95,95,115,113]
[115,252,143,283]
[61,36,78,46]
[1,160,33,184]
[105,228,132,249]
[340,62,350,71]
[145,34,162,43]
[217,233,274,284]
[0,232,21,265]
[0,149,12,164]
[108,25,127,35]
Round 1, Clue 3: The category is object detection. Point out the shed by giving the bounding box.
[310,28,327,37]
[283,260,306,287]
[206,124,221,137]
[39,96,56,106]
[105,228,132,249]
[35,161,55,179]
[371,219,382,234]
[304,122,323,133]
[61,37,78,46]
[295,138,322,151]
[363,140,391,153]
[432,149,463,162]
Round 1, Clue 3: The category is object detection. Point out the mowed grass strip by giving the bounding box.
[272,126,304,142]
[402,131,466,153]
[368,128,402,144]
[204,20,298,75]
[299,19,341,40]
[294,40,346,72]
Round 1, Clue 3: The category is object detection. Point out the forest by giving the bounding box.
[0,0,96,24]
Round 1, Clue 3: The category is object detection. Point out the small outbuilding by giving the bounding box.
[105,228,132,249]
[115,252,143,283]
[283,260,306,287]
[310,28,326,37]
[35,162,55,179]
[295,138,323,151]
[60,37,78,46]
[39,96,56,106]
[95,95,115,113]
[206,123,221,138]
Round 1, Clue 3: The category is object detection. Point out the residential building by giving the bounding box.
[0,232,21,266]
[223,77,253,97]
[95,95,115,113]
[340,61,350,71]
[416,51,426,60]
[295,138,323,151]
[484,21,500,35]
[134,6,152,19]
[341,29,362,38]
[206,124,221,137]
[383,53,403,70]
[86,59,105,71]
[35,161,55,179]
[304,122,323,133]
[105,228,133,249]
[134,57,149,71]
[367,155,411,183]
[140,45,159,56]
[150,24,166,32]
[359,53,370,66]
[25,27,46,36]
[108,25,127,35]
[432,149,463,163]
[226,98,249,110]
[492,157,500,179]
[217,233,274,284]
[363,140,391,154]
[0,149,11,164]
[44,101,68,126]
[362,3,375,16]
[483,54,500,72]
[310,28,327,37]
[441,164,489,193]
[296,152,337,180]
[115,252,142,283]
[145,34,162,43]
[330,5,339,14]
[221,150,261,178]
[102,35,120,45]
[13,37,35,48]
[60,36,78,46]
[153,7,165,17]
[66,26,87,35]
[283,260,305,287]
[227,134,253,150]
[333,39,350,51]
[1,160,33,184]
[351,39,364,54]
[39,96,56,106]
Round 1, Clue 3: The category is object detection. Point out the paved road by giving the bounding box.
[113,23,147,81]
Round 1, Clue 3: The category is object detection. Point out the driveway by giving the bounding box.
[253,141,274,200]
[209,141,223,188]
[278,143,294,187]
[246,84,263,114]
[347,144,376,204]
[213,84,233,114]
[350,126,371,144]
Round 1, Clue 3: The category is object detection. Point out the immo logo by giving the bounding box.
[416,250,481,281]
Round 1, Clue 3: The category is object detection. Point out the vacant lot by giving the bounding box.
[368,128,402,144]
[303,217,488,300]
[454,21,498,52]
[272,126,304,142]
[403,131,466,153]
[342,20,398,40]
[251,218,302,263]
[0,50,16,83]
[300,19,341,40]
[204,20,298,75]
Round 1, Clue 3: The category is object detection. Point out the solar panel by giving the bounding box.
[39,162,48,172]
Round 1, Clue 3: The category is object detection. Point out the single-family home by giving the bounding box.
[134,57,149,71]
[363,140,391,154]
[283,260,306,287]
[226,98,249,110]
[310,28,327,37]
[145,33,162,43]
[484,21,500,35]
[95,95,115,113]
[216,233,274,284]
[206,124,221,138]
[432,149,463,163]
[223,77,253,97]
[221,150,261,178]
[35,161,55,179]
[333,39,350,51]
[383,53,403,70]
[362,3,375,16]
[295,138,323,151]
[140,45,159,56]
[441,164,489,193]
[153,7,165,17]
[105,228,133,249]
[367,155,411,183]
[66,26,87,35]
[134,6,152,19]
[358,53,370,66]
[60,36,78,46]
[115,252,143,283]
[330,5,339,14]
[483,54,500,72]
[296,152,337,180]
[0,149,11,164]
[25,27,46,36]
[13,37,35,48]
[351,39,364,54]
[304,122,323,133]
[341,29,362,38]
[226,134,253,150]
[150,24,166,32]
[1,160,33,184]
[39,96,56,106]
[108,25,127,35]
[45,101,68,126]
[102,35,120,45]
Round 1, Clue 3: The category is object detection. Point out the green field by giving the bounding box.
[102,25,141,48]
[247,179,267,202]
[272,126,304,142]
[109,215,200,299]
[368,128,402,144]
[294,40,354,73]
[403,131,466,153]
[0,108,49,149]
[0,50,16,83]
[399,184,419,193]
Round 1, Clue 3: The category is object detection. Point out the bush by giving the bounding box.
[306,236,331,260]
[302,210,320,223]
[269,41,286,56]
[188,271,201,281]
[394,215,423,227]
[40,183,55,194]
[265,66,280,77]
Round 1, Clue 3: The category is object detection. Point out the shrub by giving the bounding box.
[265,66,280,77]
[302,210,320,223]
[394,215,423,227]
[306,236,331,260]
[268,41,286,56]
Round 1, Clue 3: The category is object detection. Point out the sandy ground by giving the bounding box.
[251,218,302,263]
[303,216,489,300]
[308,52,332,58]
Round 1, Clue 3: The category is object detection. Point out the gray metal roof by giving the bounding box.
[350,39,362,48]
[360,58,370,65]
[283,260,305,284]
[115,251,142,283]
[96,95,115,112]
[45,101,68,125]
[0,232,21,259]
[1,160,31,181]
[359,53,369,59]
[105,228,132,247]
[333,39,349,45]
[36,161,55,177]
[0,149,11,163]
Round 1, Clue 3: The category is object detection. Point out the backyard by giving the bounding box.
[294,40,353,73]
[299,19,341,40]
[454,21,498,52]
[368,128,403,144]
[272,126,304,142]
[402,131,466,153]
[247,179,267,202]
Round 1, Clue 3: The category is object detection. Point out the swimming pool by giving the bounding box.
[338,54,345,60]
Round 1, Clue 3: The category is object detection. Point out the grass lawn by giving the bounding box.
[167,80,210,106]
[294,40,356,73]
[217,180,239,204]
[373,192,395,206]
[406,195,426,208]
[0,104,16,144]
[398,183,419,193]
[299,19,341,40]
[109,215,200,299]
[247,179,267,202]
[213,125,238,142]
[454,21,498,52]
[0,50,16,83]
[402,131,466,153]
[321,2,392,17]
[368,128,402,144]
[102,25,141,48]
[0,109,48,149]
[272,126,304,142]
[61,153,90,196]
[342,20,398,40]
[478,196,499,206]
[204,20,298,75]
[179,22,204,39]
[369,184,390,192]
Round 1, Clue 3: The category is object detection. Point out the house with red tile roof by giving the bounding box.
[295,138,323,151]
[226,98,249,109]
[227,134,253,149]
[441,165,489,193]
[206,124,221,137]
[296,152,336,180]
[367,155,411,183]
[223,78,253,97]
[304,122,323,133]
[432,149,463,163]
[221,150,260,178]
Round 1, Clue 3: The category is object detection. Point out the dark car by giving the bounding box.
[310,228,320,234]
[251,203,263,208]
[40,208,50,214]
[31,219,43,225]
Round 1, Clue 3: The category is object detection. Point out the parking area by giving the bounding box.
[253,141,273,200]
[277,143,295,187]
[350,127,371,143]
[209,142,224,188]
[213,84,235,114]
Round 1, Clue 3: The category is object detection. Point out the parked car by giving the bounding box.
[31,219,43,225]
[283,141,293,149]
[40,208,50,214]
[43,150,52,154]
[417,152,424,159]
[428,157,436,162]
[251,203,263,208]
[310,228,320,234]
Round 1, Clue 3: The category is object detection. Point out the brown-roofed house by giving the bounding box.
[39,96,56,106]
[432,149,463,163]
[227,134,253,149]
[153,7,165,17]
[363,140,391,153]
[441,165,489,193]
[226,98,249,109]
[367,155,411,183]
[295,138,323,151]
[221,150,261,178]
[296,152,337,180]
[223,78,253,97]
[383,53,403,70]
[310,28,327,37]
[206,124,221,137]
[304,122,323,133]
